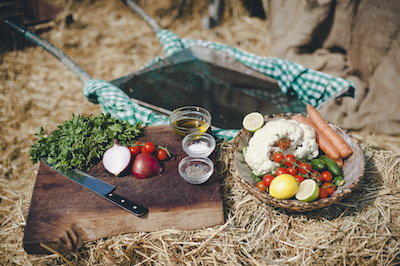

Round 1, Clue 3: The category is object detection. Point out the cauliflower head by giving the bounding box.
[244,119,319,176]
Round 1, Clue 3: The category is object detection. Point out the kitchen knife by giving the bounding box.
[41,158,147,217]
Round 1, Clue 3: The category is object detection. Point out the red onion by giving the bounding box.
[132,153,162,179]
[103,139,131,176]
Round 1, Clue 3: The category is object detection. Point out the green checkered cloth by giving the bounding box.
[83,79,237,140]
[152,30,355,107]
[83,29,355,141]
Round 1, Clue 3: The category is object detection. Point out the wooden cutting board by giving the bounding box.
[23,125,224,254]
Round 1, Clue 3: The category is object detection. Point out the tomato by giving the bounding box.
[298,162,311,174]
[129,146,141,156]
[278,138,290,149]
[143,142,156,154]
[256,181,267,192]
[318,186,329,199]
[285,154,296,167]
[311,169,322,182]
[287,166,298,176]
[323,182,336,196]
[294,175,305,183]
[157,149,169,161]
[273,152,284,163]
[321,171,333,182]
[276,167,288,176]
[263,174,275,187]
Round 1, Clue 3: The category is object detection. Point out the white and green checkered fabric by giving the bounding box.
[83,29,355,141]
[83,79,239,140]
[154,30,355,107]
[83,79,169,126]
[154,30,356,107]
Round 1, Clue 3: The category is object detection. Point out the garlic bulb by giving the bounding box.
[102,139,131,176]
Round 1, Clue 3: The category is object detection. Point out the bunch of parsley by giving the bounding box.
[29,113,143,172]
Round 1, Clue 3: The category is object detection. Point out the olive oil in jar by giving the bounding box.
[173,118,208,136]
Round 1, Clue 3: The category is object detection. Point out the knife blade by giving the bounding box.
[41,158,147,217]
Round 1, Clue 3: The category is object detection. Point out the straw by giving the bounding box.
[1,0,400,265]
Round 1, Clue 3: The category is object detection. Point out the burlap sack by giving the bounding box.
[261,0,400,134]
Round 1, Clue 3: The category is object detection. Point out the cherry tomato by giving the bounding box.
[256,181,267,192]
[285,154,296,167]
[278,138,290,149]
[294,175,305,183]
[273,152,284,163]
[323,182,336,196]
[318,186,329,199]
[321,171,333,182]
[287,166,298,176]
[276,167,288,176]
[129,146,141,156]
[143,142,156,154]
[298,162,311,174]
[157,149,169,161]
[263,174,275,187]
[311,169,322,182]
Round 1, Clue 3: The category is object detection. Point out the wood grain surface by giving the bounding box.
[23,126,224,254]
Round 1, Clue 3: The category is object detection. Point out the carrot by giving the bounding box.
[306,104,353,158]
[292,114,340,160]
[334,156,344,168]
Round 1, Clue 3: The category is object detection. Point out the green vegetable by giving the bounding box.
[333,176,345,187]
[318,155,341,176]
[250,172,262,183]
[29,113,143,172]
[242,147,248,157]
[310,159,326,171]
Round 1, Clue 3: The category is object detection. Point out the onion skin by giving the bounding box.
[132,153,162,179]
[103,139,132,176]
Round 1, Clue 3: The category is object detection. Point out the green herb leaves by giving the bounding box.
[29,113,143,172]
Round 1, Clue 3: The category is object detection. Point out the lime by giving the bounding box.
[269,174,299,199]
[295,179,319,202]
[242,112,264,132]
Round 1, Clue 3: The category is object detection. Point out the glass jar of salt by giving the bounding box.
[188,141,208,152]
[182,132,215,157]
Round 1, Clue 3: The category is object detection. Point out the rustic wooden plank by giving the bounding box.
[23,125,224,254]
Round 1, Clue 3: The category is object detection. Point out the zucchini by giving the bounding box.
[310,159,326,171]
[318,155,341,176]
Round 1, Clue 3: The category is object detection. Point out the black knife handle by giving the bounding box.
[104,192,147,217]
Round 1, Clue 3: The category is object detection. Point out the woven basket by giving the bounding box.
[229,113,365,212]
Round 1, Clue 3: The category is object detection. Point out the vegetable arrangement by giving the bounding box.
[102,138,170,179]
[244,105,352,202]
[128,141,170,179]
[29,113,143,172]
[30,113,172,179]
[244,118,319,177]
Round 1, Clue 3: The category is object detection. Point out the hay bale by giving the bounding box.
[1,0,399,265]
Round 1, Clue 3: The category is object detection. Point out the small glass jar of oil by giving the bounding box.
[169,106,211,137]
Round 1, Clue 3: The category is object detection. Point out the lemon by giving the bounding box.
[269,174,299,199]
[295,179,319,202]
[242,112,264,132]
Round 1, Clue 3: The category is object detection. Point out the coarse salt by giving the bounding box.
[188,141,209,152]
